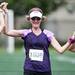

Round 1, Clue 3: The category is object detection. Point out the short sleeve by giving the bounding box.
[43,29,54,42]
[21,29,32,39]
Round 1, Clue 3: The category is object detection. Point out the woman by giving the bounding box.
[0,2,75,75]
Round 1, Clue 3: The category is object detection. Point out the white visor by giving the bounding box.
[30,11,42,18]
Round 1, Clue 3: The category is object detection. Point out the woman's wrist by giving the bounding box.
[68,37,75,45]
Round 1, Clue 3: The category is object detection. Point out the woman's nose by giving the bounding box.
[34,19,38,22]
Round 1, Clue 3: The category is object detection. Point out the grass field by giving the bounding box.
[0,48,75,75]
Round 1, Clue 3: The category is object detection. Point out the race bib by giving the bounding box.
[29,49,44,61]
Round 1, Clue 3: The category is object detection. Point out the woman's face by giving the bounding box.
[30,17,42,28]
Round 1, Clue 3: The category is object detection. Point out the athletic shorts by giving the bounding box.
[24,69,52,75]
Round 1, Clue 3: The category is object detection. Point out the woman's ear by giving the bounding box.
[25,15,30,22]
[42,16,47,22]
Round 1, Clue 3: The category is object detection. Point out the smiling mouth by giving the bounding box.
[33,22,39,24]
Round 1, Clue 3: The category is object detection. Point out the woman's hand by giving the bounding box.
[0,2,8,34]
[0,2,8,13]
[68,32,75,52]
[68,32,75,44]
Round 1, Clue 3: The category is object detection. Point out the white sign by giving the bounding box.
[29,49,44,61]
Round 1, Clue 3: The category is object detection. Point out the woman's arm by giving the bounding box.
[0,2,24,37]
[4,27,25,37]
[51,31,75,54]
[51,36,70,54]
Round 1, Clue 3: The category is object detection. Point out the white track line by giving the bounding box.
[56,55,75,64]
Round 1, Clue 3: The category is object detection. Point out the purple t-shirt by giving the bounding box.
[22,29,54,72]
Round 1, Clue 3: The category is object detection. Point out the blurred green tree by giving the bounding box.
[6,0,66,15]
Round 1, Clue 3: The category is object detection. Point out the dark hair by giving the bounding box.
[28,7,43,15]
